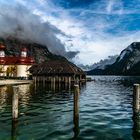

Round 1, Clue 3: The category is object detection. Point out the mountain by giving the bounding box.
[79,55,118,71]
[0,37,67,63]
[87,42,140,75]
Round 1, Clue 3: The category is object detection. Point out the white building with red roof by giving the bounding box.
[0,44,35,78]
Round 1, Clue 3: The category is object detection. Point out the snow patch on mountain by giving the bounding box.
[79,55,118,70]
[118,42,138,62]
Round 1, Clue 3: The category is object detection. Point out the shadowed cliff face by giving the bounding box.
[87,42,140,76]
[0,37,67,63]
[107,42,140,75]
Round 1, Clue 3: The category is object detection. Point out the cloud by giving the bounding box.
[51,0,140,65]
[106,0,114,13]
[0,0,78,59]
[0,0,140,65]
[106,0,124,14]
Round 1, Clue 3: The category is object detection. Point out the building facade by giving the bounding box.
[0,44,35,78]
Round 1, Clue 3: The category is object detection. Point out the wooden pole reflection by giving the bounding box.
[12,86,19,121]
[73,84,80,138]
[11,120,18,140]
[132,113,140,140]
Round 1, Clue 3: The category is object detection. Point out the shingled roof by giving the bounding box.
[29,60,85,76]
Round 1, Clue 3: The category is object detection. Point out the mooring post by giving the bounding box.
[68,77,71,90]
[51,77,55,91]
[73,84,80,138]
[43,77,45,87]
[37,77,39,86]
[34,76,36,90]
[58,77,61,90]
[54,77,56,91]
[74,85,80,115]
[12,86,19,121]
[65,77,68,90]
[133,84,140,114]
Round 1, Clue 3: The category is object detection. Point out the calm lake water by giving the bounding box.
[0,76,140,140]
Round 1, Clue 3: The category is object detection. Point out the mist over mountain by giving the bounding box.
[0,37,67,63]
[0,3,78,61]
[87,42,140,75]
[79,55,118,71]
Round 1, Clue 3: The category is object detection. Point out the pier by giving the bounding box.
[8,83,81,139]
[28,60,86,86]
[0,76,140,139]
[0,79,33,86]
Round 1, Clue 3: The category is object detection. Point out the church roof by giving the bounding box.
[0,44,35,65]
[0,56,35,65]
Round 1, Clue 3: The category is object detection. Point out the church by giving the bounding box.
[0,44,35,79]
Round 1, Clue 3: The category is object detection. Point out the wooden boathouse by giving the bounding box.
[28,60,86,86]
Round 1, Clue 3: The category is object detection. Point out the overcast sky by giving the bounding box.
[0,0,140,65]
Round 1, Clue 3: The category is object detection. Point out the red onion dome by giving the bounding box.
[0,44,6,50]
[21,47,28,51]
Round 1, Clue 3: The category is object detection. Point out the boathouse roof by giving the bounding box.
[29,60,86,76]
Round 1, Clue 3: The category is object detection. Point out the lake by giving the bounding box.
[0,76,140,140]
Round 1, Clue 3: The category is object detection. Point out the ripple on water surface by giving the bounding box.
[0,76,139,140]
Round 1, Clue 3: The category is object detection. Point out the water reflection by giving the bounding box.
[18,84,32,108]
[0,76,140,140]
[0,84,33,140]
[73,104,80,139]
[34,81,86,94]
[132,113,140,140]
[11,120,18,140]
[0,84,33,107]
[0,86,8,110]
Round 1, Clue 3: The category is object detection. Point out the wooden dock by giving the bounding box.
[0,80,33,86]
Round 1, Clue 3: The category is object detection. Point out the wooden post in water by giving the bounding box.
[53,77,56,91]
[12,86,19,121]
[43,77,45,87]
[51,77,55,91]
[37,76,39,86]
[68,77,71,90]
[34,76,36,84]
[58,77,61,90]
[74,84,79,117]
[65,77,68,90]
[34,77,37,92]
[73,84,80,138]
[40,76,43,85]
[133,84,140,114]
